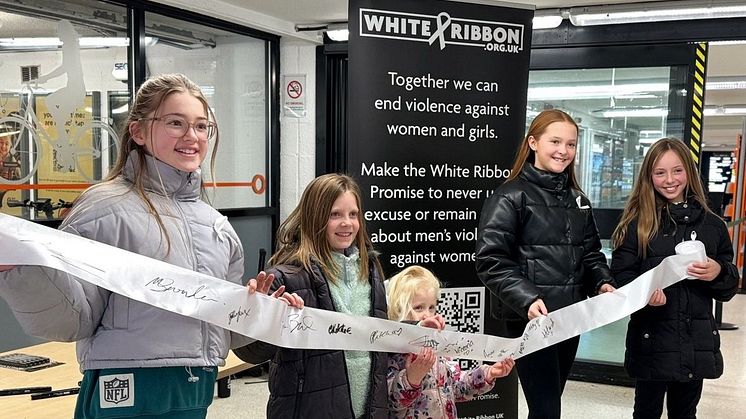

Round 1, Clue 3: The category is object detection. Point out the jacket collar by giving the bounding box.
[520,162,568,192]
[666,199,704,226]
[123,150,201,200]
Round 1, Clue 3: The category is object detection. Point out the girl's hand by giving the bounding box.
[245,272,304,308]
[527,299,548,320]
[0,265,15,272]
[486,357,515,382]
[648,288,666,306]
[418,314,445,331]
[277,291,304,309]
[598,283,616,294]
[247,271,275,294]
[405,347,436,387]
[687,258,721,282]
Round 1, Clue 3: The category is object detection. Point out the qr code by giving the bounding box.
[438,286,484,370]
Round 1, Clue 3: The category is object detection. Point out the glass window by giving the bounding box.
[144,12,269,209]
[527,67,684,209]
[0,0,127,220]
[527,66,688,368]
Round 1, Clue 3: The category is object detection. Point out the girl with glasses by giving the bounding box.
[0,73,301,418]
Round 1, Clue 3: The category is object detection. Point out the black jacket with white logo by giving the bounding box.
[476,163,614,338]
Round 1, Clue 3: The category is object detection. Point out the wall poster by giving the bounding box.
[348,0,534,417]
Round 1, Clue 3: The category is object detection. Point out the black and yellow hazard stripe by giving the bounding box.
[689,42,707,164]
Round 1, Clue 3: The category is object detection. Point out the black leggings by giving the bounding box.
[633,379,703,419]
[515,336,580,419]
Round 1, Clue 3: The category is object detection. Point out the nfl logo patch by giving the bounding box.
[99,373,135,408]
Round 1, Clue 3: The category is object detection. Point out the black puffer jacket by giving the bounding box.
[611,200,738,381]
[233,258,388,419]
[475,163,614,338]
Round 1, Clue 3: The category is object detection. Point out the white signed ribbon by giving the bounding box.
[0,214,705,362]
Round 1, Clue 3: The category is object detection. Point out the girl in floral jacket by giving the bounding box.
[386,266,514,419]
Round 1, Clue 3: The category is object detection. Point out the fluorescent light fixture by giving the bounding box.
[528,82,668,101]
[295,22,348,41]
[569,1,746,26]
[704,105,746,116]
[533,15,563,29]
[710,40,746,45]
[598,108,669,118]
[0,37,156,49]
[533,9,565,29]
[706,77,746,90]
[326,29,349,42]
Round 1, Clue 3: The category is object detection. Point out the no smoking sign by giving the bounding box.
[282,74,306,117]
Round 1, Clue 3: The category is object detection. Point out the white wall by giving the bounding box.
[279,38,317,221]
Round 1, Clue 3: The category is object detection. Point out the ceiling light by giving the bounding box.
[569,1,746,26]
[704,105,746,116]
[706,77,746,90]
[533,15,563,29]
[533,9,565,29]
[296,22,348,42]
[528,82,668,100]
[597,108,669,118]
[0,36,156,49]
[326,29,349,42]
[710,40,746,45]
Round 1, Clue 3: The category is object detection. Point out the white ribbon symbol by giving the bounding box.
[428,12,452,50]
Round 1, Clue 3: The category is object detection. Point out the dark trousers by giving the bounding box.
[633,379,703,419]
[515,336,580,419]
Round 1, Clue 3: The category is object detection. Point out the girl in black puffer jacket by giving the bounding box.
[233,174,389,419]
[476,109,616,419]
[611,138,738,419]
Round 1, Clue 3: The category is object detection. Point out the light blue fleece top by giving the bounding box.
[328,247,372,418]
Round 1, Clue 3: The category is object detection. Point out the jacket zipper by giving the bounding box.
[292,327,308,419]
[365,264,377,418]
[172,176,208,362]
[293,374,305,419]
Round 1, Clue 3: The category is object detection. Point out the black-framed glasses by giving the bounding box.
[140,115,217,141]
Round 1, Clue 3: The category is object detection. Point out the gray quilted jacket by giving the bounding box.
[0,152,251,370]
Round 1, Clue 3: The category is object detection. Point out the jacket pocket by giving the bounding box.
[527,259,536,282]
[627,328,655,354]
[102,293,129,330]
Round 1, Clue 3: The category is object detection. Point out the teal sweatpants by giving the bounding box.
[74,366,217,418]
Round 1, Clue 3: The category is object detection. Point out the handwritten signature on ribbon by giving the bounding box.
[369,327,403,344]
[145,277,218,302]
[282,313,316,334]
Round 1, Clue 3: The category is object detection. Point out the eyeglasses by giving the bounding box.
[140,115,217,141]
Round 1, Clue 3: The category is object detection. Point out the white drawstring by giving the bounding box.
[185,366,199,383]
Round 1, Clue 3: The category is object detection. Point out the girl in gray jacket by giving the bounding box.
[0,74,297,418]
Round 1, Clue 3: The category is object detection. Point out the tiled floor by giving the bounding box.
[209,294,746,418]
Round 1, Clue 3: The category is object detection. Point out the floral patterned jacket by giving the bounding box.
[387,353,495,419]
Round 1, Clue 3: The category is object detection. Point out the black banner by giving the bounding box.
[348,0,532,417]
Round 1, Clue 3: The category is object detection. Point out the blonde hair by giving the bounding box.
[268,173,382,284]
[612,137,712,257]
[506,109,582,191]
[79,73,219,253]
[387,265,441,321]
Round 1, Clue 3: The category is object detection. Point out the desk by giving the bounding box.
[0,342,252,418]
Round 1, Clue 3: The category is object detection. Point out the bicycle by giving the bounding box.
[5,197,73,219]
[0,83,120,185]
